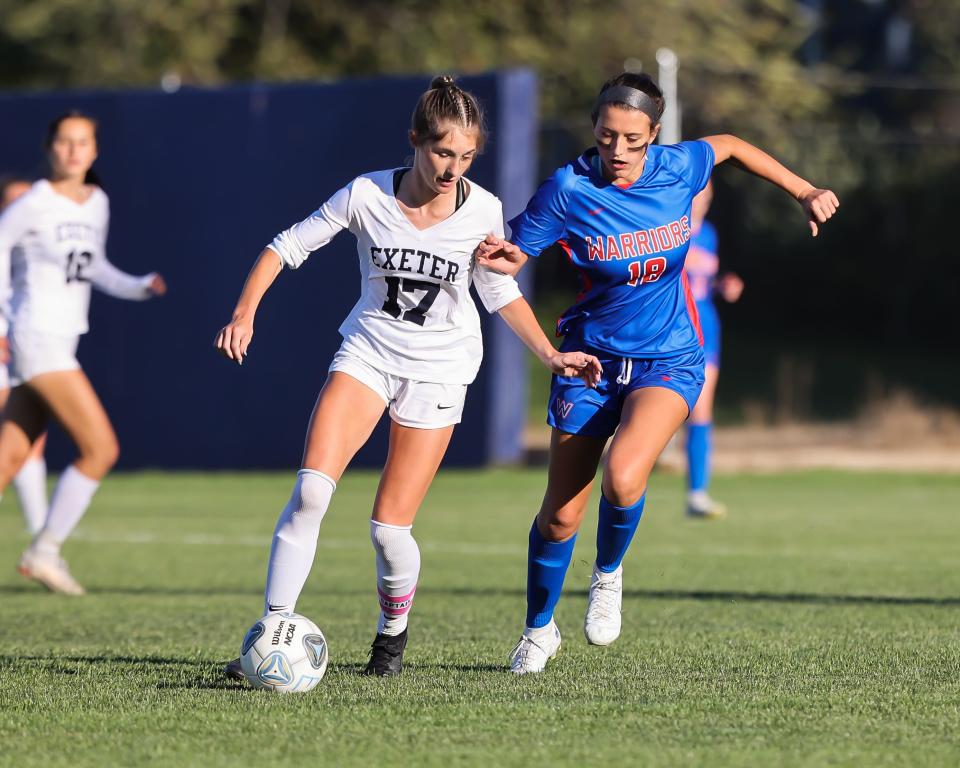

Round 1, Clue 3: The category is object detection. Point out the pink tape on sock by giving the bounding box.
[377,585,417,616]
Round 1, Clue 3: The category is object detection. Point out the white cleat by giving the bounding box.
[17,549,86,596]
[509,621,561,675]
[583,564,622,646]
[686,490,727,520]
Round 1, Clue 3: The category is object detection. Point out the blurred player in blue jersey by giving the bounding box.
[683,180,743,519]
[477,71,839,673]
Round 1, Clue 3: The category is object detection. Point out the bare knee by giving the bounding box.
[536,502,583,542]
[602,463,648,508]
[78,434,119,478]
[0,445,30,486]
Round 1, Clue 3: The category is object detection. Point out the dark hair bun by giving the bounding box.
[430,75,457,90]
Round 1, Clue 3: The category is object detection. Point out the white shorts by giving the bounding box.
[0,363,7,391]
[9,329,81,386]
[329,348,468,429]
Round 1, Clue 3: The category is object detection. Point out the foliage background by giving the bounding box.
[1,0,957,421]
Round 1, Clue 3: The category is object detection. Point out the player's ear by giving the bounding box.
[408,130,419,149]
[649,122,662,145]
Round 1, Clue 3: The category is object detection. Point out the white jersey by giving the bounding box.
[268,169,522,385]
[0,179,155,337]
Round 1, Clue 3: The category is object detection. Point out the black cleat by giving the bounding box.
[362,629,408,677]
[224,657,245,682]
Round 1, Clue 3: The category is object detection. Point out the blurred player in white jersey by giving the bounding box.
[216,75,601,678]
[0,175,50,537]
[0,112,167,595]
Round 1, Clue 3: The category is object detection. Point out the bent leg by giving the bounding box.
[28,370,118,480]
[264,372,386,614]
[595,387,689,572]
[23,371,121,558]
[301,372,390,479]
[369,420,454,635]
[0,386,49,491]
[526,430,606,629]
[2,383,51,534]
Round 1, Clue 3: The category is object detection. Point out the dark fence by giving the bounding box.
[0,71,538,469]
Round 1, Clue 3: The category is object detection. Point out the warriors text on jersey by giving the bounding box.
[508,140,715,359]
[0,180,155,337]
[267,170,521,385]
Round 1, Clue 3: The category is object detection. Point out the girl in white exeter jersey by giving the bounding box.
[216,76,601,679]
[0,175,50,538]
[0,112,167,595]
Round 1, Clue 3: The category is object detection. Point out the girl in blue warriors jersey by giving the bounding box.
[684,180,743,519]
[477,72,839,674]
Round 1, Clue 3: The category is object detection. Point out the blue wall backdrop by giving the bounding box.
[0,71,537,470]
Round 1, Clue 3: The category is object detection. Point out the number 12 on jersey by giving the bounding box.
[382,276,441,326]
[66,250,93,284]
[627,256,667,287]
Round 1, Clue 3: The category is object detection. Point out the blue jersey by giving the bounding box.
[509,140,715,358]
[685,220,719,303]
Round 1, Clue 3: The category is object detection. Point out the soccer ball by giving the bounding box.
[239,611,329,692]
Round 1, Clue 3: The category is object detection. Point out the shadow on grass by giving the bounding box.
[2,584,956,608]
[0,585,263,597]
[0,654,379,689]
[416,587,960,608]
[0,653,204,666]
[418,662,507,673]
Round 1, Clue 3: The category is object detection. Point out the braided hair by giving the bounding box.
[410,75,487,151]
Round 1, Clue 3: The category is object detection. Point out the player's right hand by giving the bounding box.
[547,351,603,388]
[148,273,168,296]
[0,336,8,365]
[475,234,528,276]
[798,187,840,237]
[215,315,253,365]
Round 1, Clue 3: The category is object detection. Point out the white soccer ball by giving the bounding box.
[239,611,329,692]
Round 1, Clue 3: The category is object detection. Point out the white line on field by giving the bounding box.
[63,529,947,566]
[69,530,528,557]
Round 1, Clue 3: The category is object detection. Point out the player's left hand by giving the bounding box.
[148,273,168,296]
[546,351,603,388]
[718,273,744,303]
[798,188,840,237]
[0,336,8,365]
[475,234,528,276]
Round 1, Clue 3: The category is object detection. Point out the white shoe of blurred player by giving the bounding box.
[17,549,86,596]
[686,490,727,520]
[509,621,561,675]
[583,564,622,646]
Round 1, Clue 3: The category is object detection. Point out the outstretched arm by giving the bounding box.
[90,257,166,300]
[497,297,602,387]
[702,134,840,237]
[215,247,283,364]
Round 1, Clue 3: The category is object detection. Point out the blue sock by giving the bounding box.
[525,521,577,629]
[687,422,712,492]
[595,493,645,573]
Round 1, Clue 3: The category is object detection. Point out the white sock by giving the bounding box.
[523,619,558,641]
[370,520,421,636]
[13,457,48,536]
[264,469,336,615]
[33,465,99,558]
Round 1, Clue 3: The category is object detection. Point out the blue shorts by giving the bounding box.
[696,299,720,367]
[547,345,706,439]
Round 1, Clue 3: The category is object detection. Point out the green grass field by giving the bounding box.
[1,469,958,767]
